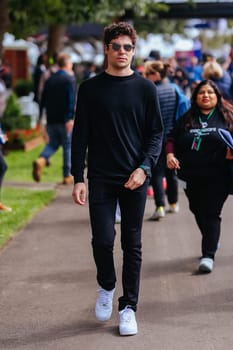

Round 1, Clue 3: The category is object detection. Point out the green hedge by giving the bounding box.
[13,79,34,97]
[1,93,31,131]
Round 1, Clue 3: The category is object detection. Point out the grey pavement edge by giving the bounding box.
[0,184,233,350]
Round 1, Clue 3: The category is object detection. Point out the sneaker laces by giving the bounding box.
[97,288,113,307]
[120,306,134,322]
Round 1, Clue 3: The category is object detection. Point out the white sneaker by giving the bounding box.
[199,257,214,273]
[119,306,138,336]
[168,203,179,213]
[149,206,165,221]
[95,287,115,321]
[115,214,121,224]
[115,202,121,224]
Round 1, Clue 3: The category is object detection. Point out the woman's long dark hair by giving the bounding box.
[184,79,233,132]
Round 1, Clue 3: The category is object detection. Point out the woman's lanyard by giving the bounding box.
[191,107,215,151]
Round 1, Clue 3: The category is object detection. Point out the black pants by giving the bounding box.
[88,179,148,311]
[151,150,178,207]
[184,176,229,260]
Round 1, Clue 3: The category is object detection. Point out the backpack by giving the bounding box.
[170,83,190,120]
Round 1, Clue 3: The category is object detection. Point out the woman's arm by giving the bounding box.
[165,136,180,169]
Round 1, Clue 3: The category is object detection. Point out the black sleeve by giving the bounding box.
[71,85,88,183]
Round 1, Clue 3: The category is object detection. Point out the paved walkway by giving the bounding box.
[0,184,233,350]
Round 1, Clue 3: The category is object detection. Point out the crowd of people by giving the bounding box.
[70,22,232,337]
[1,21,233,337]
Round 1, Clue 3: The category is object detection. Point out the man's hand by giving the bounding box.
[40,124,49,144]
[124,168,146,190]
[65,119,74,134]
[72,182,86,205]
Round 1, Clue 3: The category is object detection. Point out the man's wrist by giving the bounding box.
[139,164,151,177]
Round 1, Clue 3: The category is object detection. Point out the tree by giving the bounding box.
[7,0,99,58]
[0,0,9,61]
[5,0,169,59]
[1,1,199,61]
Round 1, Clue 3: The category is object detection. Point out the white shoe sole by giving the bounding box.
[120,328,138,336]
[199,258,213,273]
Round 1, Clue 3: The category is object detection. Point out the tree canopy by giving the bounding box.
[0,1,197,60]
[7,0,168,37]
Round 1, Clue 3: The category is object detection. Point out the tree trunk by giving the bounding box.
[0,0,10,61]
[47,24,66,60]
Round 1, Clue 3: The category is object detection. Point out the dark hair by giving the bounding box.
[36,53,47,66]
[191,79,222,105]
[185,79,233,132]
[148,50,161,60]
[104,22,137,46]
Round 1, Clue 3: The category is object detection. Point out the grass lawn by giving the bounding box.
[0,187,55,249]
[0,145,63,249]
[5,145,63,183]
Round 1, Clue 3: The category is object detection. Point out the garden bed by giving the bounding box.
[5,127,44,151]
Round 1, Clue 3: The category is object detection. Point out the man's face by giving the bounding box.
[105,35,135,70]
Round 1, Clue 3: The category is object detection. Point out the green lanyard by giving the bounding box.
[198,107,215,128]
[192,108,215,151]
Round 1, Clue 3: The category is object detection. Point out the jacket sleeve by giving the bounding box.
[65,77,77,122]
[71,85,88,183]
[140,83,163,170]
[165,114,185,155]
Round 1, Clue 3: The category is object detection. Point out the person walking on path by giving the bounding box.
[32,53,47,104]
[32,53,77,185]
[71,22,163,336]
[166,79,233,273]
[144,60,182,220]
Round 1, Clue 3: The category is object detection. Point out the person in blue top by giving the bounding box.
[166,80,233,274]
[71,22,163,336]
[32,53,77,185]
[202,60,232,101]
[186,56,203,91]
[143,60,180,220]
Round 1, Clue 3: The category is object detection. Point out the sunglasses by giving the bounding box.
[108,43,135,52]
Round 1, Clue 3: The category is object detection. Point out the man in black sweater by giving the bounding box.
[71,22,163,336]
[32,53,77,184]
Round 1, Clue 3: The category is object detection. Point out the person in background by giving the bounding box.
[166,80,233,273]
[71,22,163,336]
[186,56,203,92]
[172,58,189,94]
[144,60,181,220]
[82,62,97,80]
[32,53,47,103]
[38,52,59,103]
[0,59,13,89]
[202,60,232,101]
[224,46,233,77]
[147,49,161,61]
[32,53,77,185]
[0,80,11,212]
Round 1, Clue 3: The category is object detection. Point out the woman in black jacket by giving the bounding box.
[166,80,233,273]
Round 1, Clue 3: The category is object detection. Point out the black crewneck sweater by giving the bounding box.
[71,72,163,184]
